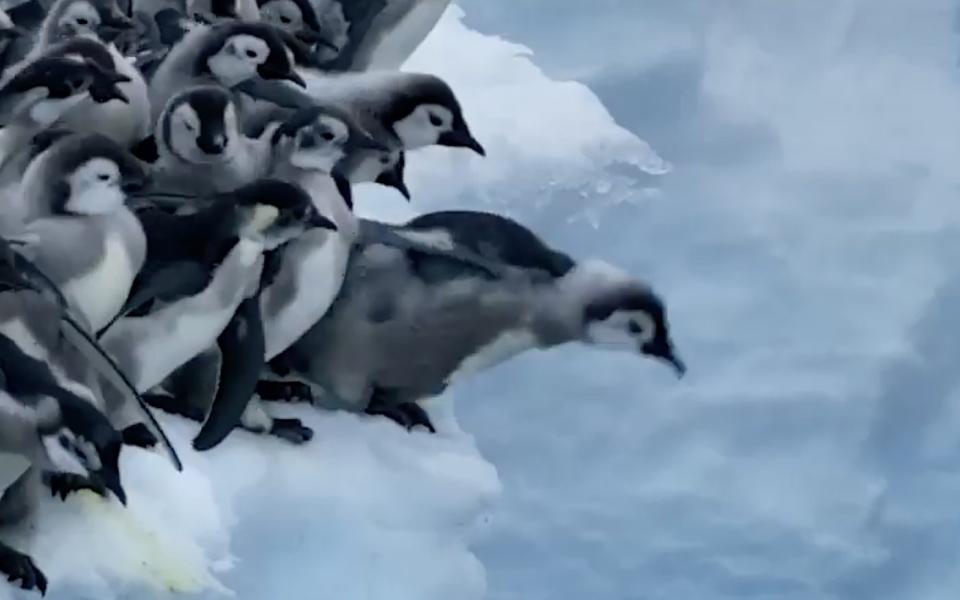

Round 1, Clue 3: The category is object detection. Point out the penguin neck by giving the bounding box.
[528,266,608,349]
[288,168,358,240]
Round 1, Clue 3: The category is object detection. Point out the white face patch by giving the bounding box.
[316,2,348,60]
[289,116,350,173]
[41,430,91,476]
[207,34,270,86]
[392,104,453,150]
[169,102,204,162]
[585,309,656,353]
[241,204,279,240]
[64,157,124,215]
[57,1,101,38]
[261,0,304,33]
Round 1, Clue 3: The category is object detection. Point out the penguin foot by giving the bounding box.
[256,380,314,404]
[0,543,47,596]
[144,393,205,422]
[365,402,436,433]
[269,418,314,444]
[121,423,158,448]
[44,473,105,502]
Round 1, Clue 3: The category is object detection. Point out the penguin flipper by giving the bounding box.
[117,262,210,321]
[60,312,183,472]
[192,294,265,451]
[233,79,316,110]
[357,218,509,279]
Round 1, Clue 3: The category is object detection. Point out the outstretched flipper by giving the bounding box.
[193,295,266,450]
[233,79,317,111]
[357,219,510,280]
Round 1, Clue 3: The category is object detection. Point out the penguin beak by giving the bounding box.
[438,129,486,156]
[297,28,336,50]
[643,337,686,378]
[92,468,127,505]
[309,212,338,231]
[104,8,135,30]
[258,64,307,88]
[375,167,411,201]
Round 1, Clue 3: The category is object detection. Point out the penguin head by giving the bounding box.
[571,262,685,377]
[373,151,410,201]
[39,39,132,103]
[38,392,126,504]
[313,0,347,62]
[51,133,148,215]
[161,85,237,164]
[48,0,133,43]
[386,75,485,155]
[231,179,337,248]
[273,105,387,173]
[187,0,239,25]
[200,22,307,88]
[258,0,332,49]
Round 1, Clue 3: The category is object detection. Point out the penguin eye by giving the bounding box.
[245,49,258,59]
[628,320,645,335]
[76,17,89,26]
[280,15,291,24]
[428,113,442,127]
[321,131,335,141]
[97,173,110,182]
[58,432,71,448]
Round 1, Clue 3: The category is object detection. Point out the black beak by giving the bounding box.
[101,8,135,32]
[258,64,307,88]
[95,469,127,505]
[644,338,686,378]
[121,174,149,194]
[298,28,337,51]
[438,128,486,156]
[375,167,411,201]
[309,212,338,231]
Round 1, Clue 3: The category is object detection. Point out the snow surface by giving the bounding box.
[1,5,666,600]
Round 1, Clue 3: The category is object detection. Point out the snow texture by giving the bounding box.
[0,5,663,600]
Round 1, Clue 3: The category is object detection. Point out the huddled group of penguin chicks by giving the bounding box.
[0,0,685,594]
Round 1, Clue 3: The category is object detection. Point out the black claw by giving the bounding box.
[0,543,47,595]
[397,402,436,434]
[269,418,314,444]
[45,473,105,501]
[121,422,158,448]
[366,402,436,433]
[365,404,412,429]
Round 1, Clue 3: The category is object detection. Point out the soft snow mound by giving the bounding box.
[1,5,668,600]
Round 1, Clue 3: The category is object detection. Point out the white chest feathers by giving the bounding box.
[262,230,351,360]
[448,330,538,383]
[64,230,139,331]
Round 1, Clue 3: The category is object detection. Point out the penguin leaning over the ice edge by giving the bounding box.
[267,210,685,433]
